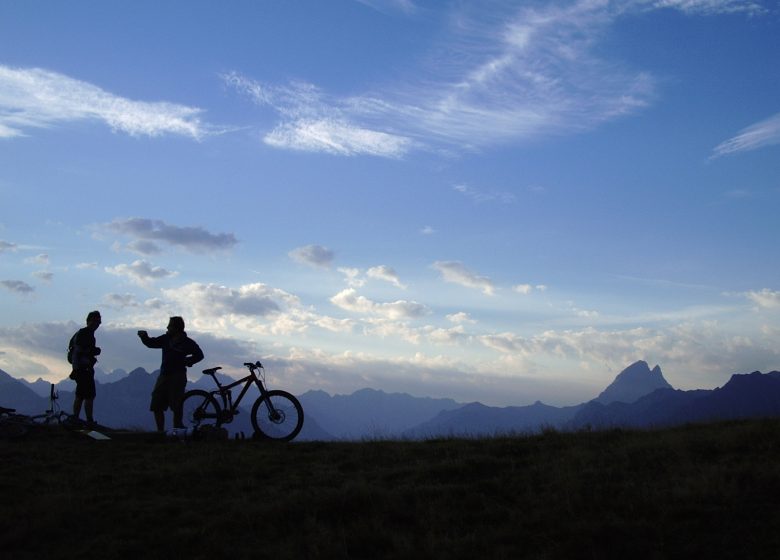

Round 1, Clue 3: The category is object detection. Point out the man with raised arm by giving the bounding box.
[69,310,102,426]
[137,316,204,432]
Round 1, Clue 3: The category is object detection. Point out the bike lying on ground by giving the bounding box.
[182,361,304,441]
[0,384,71,438]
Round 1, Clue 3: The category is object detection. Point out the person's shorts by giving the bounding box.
[150,373,187,412]
[73,369,96,400]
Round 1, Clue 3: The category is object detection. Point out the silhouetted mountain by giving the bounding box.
[595,360,673,404]
[298,388,463,439]
[570,371,780,430]
[20,376,56,398]
[0,368,48,414]
[3,364,780,440]
[404,400,584,438]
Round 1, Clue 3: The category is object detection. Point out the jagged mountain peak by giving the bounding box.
[595,360,672,405]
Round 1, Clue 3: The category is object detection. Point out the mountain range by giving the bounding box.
[2,360,779,439]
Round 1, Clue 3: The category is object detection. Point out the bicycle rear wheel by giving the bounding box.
[182,390,222,430]
[250,390,304,441]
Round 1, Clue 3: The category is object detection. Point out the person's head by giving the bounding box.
[86,310,102,330]
[167,316,185,335]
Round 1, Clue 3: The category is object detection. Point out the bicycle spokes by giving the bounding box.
[251,390,303,441]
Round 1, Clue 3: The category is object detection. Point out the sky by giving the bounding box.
[1,0,779,407]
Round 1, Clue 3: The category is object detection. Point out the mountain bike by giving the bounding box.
[182,361,304,441]
[0,384,70,438]
[33,383,70,425]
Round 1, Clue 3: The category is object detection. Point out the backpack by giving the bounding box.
[67,332,77,364]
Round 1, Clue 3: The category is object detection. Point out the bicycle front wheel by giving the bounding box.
[182,390,222,430]
[250,390,304,441]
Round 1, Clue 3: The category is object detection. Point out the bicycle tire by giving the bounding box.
[182,389,222,430]
[250,390,304,441]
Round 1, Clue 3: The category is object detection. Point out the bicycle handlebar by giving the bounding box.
[243,361,263,369]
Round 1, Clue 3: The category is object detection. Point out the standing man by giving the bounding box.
[137,316,204,432]
[69,310,102,426]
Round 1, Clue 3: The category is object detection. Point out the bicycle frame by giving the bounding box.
[185,361,304,440]
[202,364,271,422]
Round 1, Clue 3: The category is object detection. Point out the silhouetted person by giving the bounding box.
[69,310,102,426]
[137,316,204,432]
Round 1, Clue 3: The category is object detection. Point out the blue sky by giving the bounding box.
[1,0,779,406]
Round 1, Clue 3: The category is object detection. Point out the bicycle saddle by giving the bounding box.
[202,367,222,375]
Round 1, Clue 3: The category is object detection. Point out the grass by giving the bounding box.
[2,419,780,559]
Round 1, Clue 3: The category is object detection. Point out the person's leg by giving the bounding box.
[83,374,96,424]
[150,374,168,432]
[72,396,83,419]
[171,374,187,429]
[154,410,165,432]
[84,400,94,424]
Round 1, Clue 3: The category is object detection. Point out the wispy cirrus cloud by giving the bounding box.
[223,72,414,158]
[105,218,238,254]
[453,184,516,204]
[432,261,495,295]
[226,1,770,158]
[356,0,418,15]
[641,0,767,16]
[712,112,780,158]
[0,65,211,140]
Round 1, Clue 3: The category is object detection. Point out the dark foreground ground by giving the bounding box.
[2,419,780,559]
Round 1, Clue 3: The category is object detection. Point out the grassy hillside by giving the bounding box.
[2,419,780,559]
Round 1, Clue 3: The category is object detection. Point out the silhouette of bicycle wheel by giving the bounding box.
[182,389,222,430]
[250,390,303,441]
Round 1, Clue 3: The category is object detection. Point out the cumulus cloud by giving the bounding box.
[0,240,18,252]
[745,289,780,310]
[712,112,780,158]
[367,265,406,289]
[289,244,335,268]
[330,288,429,320]
[105,260,177,284]
[105,218,238,254]
[432,261,495,295]
[102,293,141,309]
[162,282,295,319]
[476,321,780,388]
[338,268,366,288]
[0,280,34,294]
[33,271,53,282]
[0,65,211,140]
[447,312,476,324]
[24,254,49,266]
[513,284,545,295]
